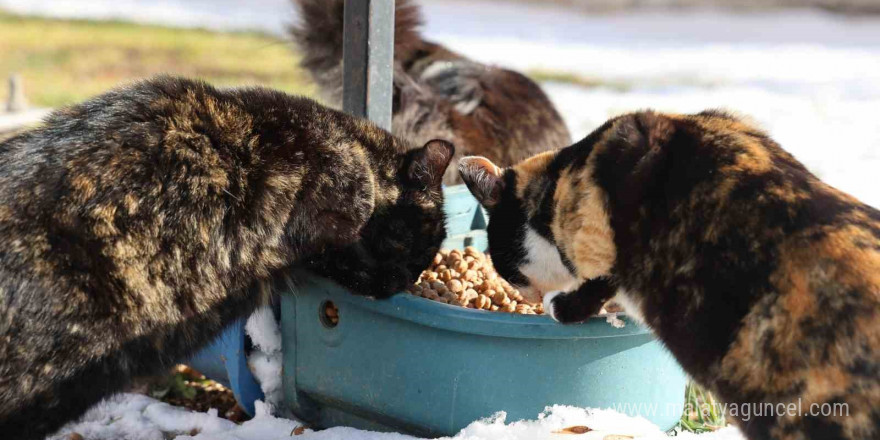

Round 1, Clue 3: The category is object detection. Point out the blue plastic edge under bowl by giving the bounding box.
[185,317,264,415]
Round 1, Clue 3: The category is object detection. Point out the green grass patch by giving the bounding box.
[0,12,315,108]
[678,382,728,433]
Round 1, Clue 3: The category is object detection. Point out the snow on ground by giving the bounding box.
[46,395,297,440]
[245,305,284,412]
[49,394,744,440]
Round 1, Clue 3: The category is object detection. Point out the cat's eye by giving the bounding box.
[320,301,339,328]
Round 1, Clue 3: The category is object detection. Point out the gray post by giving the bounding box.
[7,74,29,113]
[342,0,394,131]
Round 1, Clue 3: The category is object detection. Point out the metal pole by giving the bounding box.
[342,0,394,131]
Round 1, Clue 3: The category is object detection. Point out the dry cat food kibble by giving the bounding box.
[408,247,624,317]
[408,247,544,314]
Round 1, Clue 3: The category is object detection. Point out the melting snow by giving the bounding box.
[49,394,745,440]
[245,305,284,413]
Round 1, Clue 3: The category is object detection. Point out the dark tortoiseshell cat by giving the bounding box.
[459,111,879,440]
[0,76,453,440]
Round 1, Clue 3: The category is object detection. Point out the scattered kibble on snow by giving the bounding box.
[554,425,593,434]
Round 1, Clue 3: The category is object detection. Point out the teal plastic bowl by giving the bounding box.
[278,185,687,436]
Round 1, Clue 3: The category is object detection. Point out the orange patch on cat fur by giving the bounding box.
[679,113,776,201]
[719,320,803,395]
[729,140,773,175]
[0,204,11,222]
[813,225,880,291]
[722,218,880,399]
[771,244,818,321]
[123,193,140,215]
[766,183,810,204]
[710,138,774,201]
[553,165,616,280]
[805,366,852,403]
[693,112,763,135]
[89,204,119,237]
[513,150,556,197]
[70,174,96,201]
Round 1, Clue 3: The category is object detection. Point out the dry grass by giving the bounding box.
[0,12,315,108]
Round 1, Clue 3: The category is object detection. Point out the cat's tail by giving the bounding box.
[289,0,424,107]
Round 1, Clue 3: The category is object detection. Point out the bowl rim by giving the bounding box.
[290,271,651,340]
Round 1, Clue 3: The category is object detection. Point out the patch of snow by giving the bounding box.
[246,351,283,412]
[605,312,626,329]
[245,305,282,354]
[245,305,284,413]
[49,394,744,440]
[143,405,235,436]
[451,407,664,439]
[420,2,880,48]
[179,401,304,440]
[46,394,238,440]
[0,108,51,132]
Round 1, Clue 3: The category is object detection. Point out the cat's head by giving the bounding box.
[458,112,688,301]
[457,152,583,302]
[361,139,455,279]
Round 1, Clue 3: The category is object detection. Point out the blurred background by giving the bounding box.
[1,0,879,208]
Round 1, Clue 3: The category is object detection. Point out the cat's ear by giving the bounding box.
[407,139,455,189]
[458,156,505,208]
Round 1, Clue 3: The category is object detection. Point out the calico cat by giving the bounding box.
[290,0,571,185]
[459,110,879,440]
[0,76,453,440]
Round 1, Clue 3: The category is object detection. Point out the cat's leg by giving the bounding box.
[543,278,616,323]
[304,243,412,299]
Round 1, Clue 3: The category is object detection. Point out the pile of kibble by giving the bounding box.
[408,247,544,314]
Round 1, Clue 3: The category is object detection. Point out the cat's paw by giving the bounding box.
[543,289,599,324]
[543,290,564,323]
